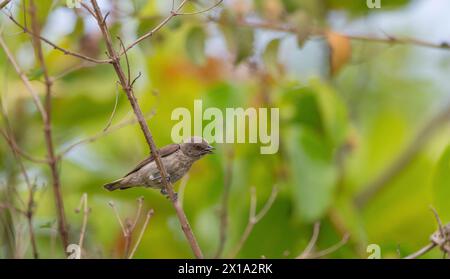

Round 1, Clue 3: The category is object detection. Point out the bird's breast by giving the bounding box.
[161,151,193,182]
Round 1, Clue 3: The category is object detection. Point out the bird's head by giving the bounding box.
[180,136,214,158]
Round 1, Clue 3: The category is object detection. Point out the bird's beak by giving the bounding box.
[205,145,215,154]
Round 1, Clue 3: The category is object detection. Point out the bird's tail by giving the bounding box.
[104,178,127,191]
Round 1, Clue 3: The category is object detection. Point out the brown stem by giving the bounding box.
[29,0,69,251]
[120,0,189,55]
[25,182,39,259]
[0,0,11,10]
[89,0,203,258]
[5,13,110,64]
[306,233,350,259]
[57,111,155,159]
[128,209,154,259]
[75,193,89,256]
[404,243,437,259]
[297,222,321,259]
[210,17,450,52]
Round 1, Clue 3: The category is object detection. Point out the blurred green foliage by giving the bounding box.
[0,0,449,259]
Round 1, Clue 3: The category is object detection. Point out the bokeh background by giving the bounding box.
[1,0,450,259]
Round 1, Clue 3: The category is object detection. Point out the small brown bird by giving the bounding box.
[104,137,214,195]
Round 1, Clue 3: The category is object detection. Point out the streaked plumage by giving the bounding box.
[104,137,213,193]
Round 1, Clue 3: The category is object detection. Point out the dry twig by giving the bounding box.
[75,193,90,256]
[28,0,69,250]
[404,207,450,259]
[229,186,278,258]
[108,197,154,259]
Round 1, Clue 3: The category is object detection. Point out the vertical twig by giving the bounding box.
[130,196,144,232]
[75,193,90,256]
[108,201,130,258]
[108,198,154,259]
[25,184,38,259]
[89,0,203,258]
[128,209,154,259]
[28,0,69,251]
[297,222,321,259]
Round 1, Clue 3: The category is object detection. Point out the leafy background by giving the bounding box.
[0,0,449,258]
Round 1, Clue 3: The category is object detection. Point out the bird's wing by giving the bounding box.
[124,144,181,176]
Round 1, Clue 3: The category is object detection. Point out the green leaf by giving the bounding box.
[219,12,254,64]
[185,26,206,65]
[310,79,349,146]
[27,68,44,81]
[432,144,450,222]
[235,28,254,64]
[262,39,281,74]
[39,220,56,229]
[286,127,337,221]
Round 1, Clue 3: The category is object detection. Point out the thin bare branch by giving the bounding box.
[57,111,155,159]
[255,186,278,222]
[209,16,450,52]
[0,35,46,120]
[103,82,120,132]
[75,193,90,256]
[229,186,278,258]
[403,208,450,258]
[128,209,154,259]
[29,0,69,250]
[176,0,223,16]
[3,12,110,64]
[108,201,127,237]
[430,206,445,238]
[51,61,96,81]
[0,128,49,164]
[307,233,350,259]
[404,243,437,259]
[119,0,190,55]
[0,0,11,10]
[25,183,39,259]
[80,2,98,20]
[90,0,204,258]
[297,222,321,259]
[130,196,144,232]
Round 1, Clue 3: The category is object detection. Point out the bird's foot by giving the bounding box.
[157,174,171,184]
[160,188,178,202]
[160,188,168,196]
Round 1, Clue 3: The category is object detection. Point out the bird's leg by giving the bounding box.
[156,174,171,184]
[160,188,168,196]
[160,188,178,202]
